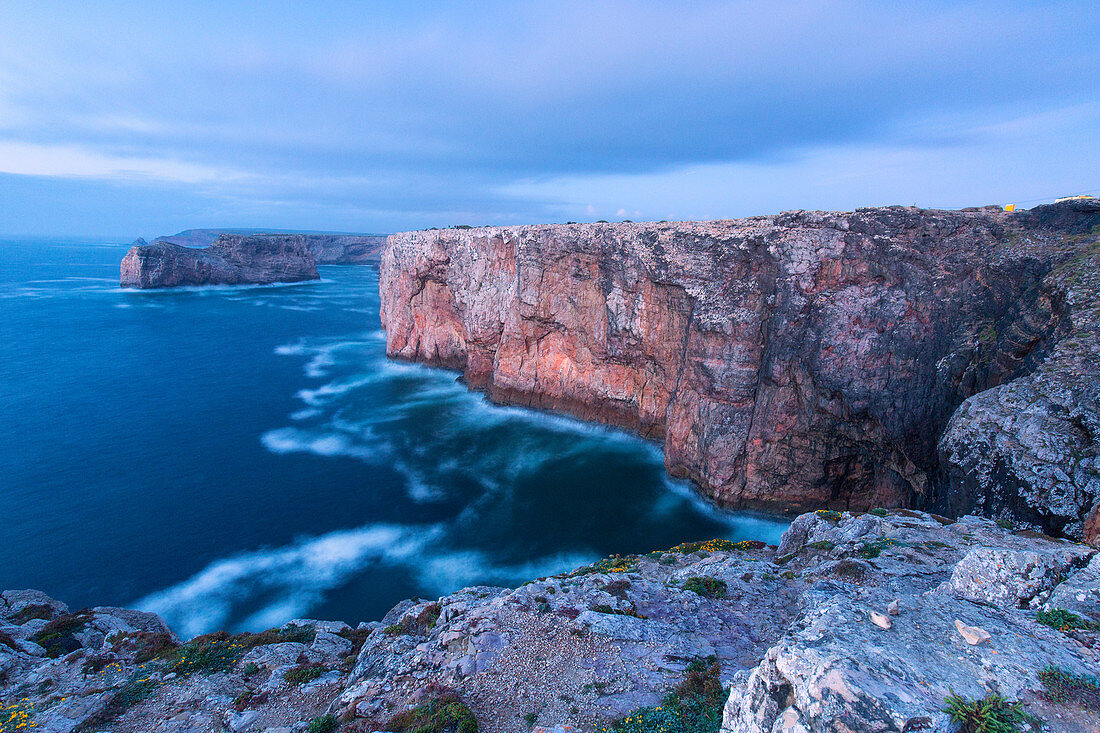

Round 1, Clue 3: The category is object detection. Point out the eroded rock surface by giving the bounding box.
[4,511,1097,732]
[381,202,1100,535]
[120,234,319,288]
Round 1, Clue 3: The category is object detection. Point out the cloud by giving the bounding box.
[0,1,1097,234]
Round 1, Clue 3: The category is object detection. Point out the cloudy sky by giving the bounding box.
[1,0,1098,237]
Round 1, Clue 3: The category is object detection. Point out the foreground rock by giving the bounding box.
[380,201,1100,538]
[3,511,1097,732]
[120,234,319,288]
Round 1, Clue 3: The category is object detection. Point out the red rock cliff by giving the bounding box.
[380,204,1099,524]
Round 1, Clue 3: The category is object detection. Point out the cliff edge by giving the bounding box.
[380,201,1100,540]
[120,234,320,288]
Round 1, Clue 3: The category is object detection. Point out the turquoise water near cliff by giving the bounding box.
[0,239,788,637]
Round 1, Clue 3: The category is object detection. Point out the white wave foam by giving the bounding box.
[135,523,442,639]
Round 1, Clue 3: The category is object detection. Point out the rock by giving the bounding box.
[946,545,1092,608]
[120,234,319,288]
[381,201,1100,531]
[887,599,900,616]
[870,611,891,629]
[954,619,991,645]
[1,589,69,621]
[1045,554,1100,623]
[147,229,387,264]
[227,709,261,731]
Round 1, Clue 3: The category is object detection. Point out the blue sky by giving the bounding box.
[0,1,1097,237]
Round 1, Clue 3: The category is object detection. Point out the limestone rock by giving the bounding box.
[954,619,991,645]
[946,544,1092,608]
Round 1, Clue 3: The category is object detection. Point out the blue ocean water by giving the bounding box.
[0,239,788,638]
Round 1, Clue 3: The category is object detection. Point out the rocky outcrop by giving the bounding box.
[149,229,388,264]
[3,512,1097,732]
[380,202,1100,536]
[938,203,1100,542]
[120,234,319,288]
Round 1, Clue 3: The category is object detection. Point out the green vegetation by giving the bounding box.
[995,519,1014,530]
[668,539,764,554]
[1038,666,1100,711]
[308,714,339,733]
[386,688,478,733]
[30,611,92,658]
[1036,608,1100,633]
[162,624,315,676]
[868,508,889,517]
[681,577,727,599]
[808,541,835,551]
[570,555,639,576]
[96,671,160,721]
[600,657,726,733]
[109,630,180,663]
[814,510,843,522]
[385,603,442,636]
[591,603,647,619]
[942,691,1036,733]
[284,663,327,685]
[9,604,54,624]
[524,711,539,728]
[855,538,901,559]
[2,699,36,732]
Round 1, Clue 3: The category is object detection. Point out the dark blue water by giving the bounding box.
[0,239,787,638]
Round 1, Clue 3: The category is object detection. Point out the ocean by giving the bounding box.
[0,238,788,638]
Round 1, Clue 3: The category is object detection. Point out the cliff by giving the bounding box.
[2,511,1097,732]
[150,229,388,265]
[380,202,1100,540]
[120,234,320,288]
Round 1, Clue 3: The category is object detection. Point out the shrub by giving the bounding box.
[869,508,889,517]
[591,603,647,619]
[524,711,538,728]
[942,691,1035,732]
[308,714,338,733]
[1036,608,1100,633]
[110,630,180,663]
[386,689,478,733]
[284,663,327,685]
[600,657,725,733]
[1038,666,1100,710]
[571,555,639,576]
[815,510,843,522]
[385,603,442,636]
[668,539,763,554]
[855,539,899,559]
[95,671,160,722]
[808,541,835,551]
[30,611,92,658]
[681,577,728,599]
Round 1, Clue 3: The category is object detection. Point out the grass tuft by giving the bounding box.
[681,577,728,599]
[600,656,726,733]
[1038,666,1100,711]
[386,688,478,733]
[942,691,1037,732]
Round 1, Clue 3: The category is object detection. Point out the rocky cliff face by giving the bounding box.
[380,202,1100,539]
[304,234,387,265]
[149,230,388,265]
[3,511,1097,732]
[120,234,320,288]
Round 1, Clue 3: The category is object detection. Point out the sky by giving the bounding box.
[0,0,1098,237]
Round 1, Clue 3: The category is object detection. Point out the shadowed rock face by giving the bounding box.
[380,202,1100,535]
[120,234,319,288]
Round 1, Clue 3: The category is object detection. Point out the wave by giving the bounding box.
[134,521,598,639]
